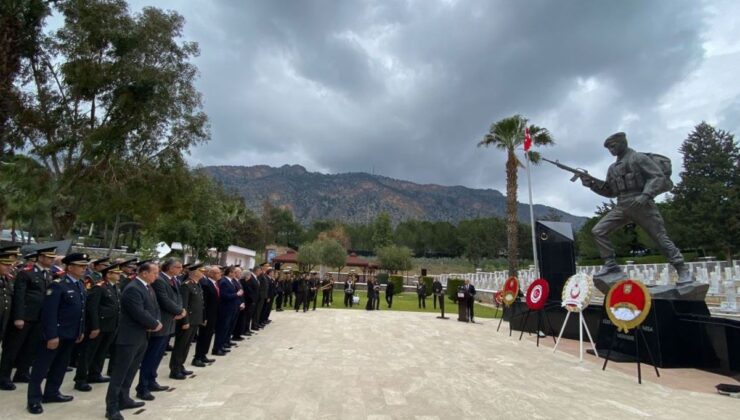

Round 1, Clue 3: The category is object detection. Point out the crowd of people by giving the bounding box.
[0,245,293,419]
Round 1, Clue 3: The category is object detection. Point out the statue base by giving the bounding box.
[594,272,709,301]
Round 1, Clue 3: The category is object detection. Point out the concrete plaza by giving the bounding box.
[0,308,736,419]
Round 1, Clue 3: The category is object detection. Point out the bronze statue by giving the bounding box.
[547,132,707,299]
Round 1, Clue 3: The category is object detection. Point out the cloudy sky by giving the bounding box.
[123,0,740,216]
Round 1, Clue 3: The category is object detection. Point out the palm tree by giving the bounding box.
[478,115,554,276]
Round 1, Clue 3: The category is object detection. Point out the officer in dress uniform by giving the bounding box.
[73,264,121,391]
[0,247,57,391]
[117,258,138,291]
[0,249,19,344]
[308,271,319,311]
[170,263,205,379]
[26,253,89,414]
[320,274,332,307]
[85,258,110,291]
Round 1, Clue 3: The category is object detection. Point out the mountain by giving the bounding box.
[202,164,588,229]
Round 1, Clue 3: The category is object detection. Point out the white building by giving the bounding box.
[220,245,257,269]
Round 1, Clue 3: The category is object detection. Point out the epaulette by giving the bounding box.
[23,264,34,272]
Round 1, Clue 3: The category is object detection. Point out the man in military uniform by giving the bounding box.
[320,274,332,307]
[581,133,692,290]
[26,253,88,414]
[85,258,110,291]
[0,249,19,344]
[293,273,308,312]
[74,264,122,391]
[0,246,57,391]
[170,263,205,379]
[117,258,138,291]
[193,266,219,362]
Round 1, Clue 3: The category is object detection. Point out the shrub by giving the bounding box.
[376,272,389,284]
[446,278,465,302]
[389,275,405,294]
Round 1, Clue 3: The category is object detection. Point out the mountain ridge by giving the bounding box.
[201,164,587,229]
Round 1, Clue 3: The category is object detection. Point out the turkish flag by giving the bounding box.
[524,127,532,152]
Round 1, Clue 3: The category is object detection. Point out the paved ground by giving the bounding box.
[1,308,738,419]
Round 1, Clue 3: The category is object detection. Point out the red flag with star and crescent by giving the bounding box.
[524,127,532,152]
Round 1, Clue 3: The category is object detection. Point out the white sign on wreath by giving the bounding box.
[561,273,593,312]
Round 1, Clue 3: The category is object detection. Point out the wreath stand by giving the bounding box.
[518,304,557,347]
[552,308,598,362]
[602,324,660,384]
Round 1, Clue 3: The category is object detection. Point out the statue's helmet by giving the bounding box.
[603,132,627,148]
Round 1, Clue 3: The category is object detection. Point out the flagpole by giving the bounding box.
[525,150,539,278]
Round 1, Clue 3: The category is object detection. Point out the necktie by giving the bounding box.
[214,281,220,297]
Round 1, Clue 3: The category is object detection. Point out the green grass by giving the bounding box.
[316,290,501,319]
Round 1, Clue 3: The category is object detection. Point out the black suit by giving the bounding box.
[464,284,476,321]
[243,274,260,331]
[385,282,395,308]
[137,274,182,393]
[105,279,160,414]
[194,278,219,360]
[75,280,120,383]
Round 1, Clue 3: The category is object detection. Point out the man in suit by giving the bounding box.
[242,266,261,334]
[432,277,446,318]
[385,279,395,309]
[135,258,185,400]
[0,246,56,391]
[74,264,122,391]
[214,266,242,355]
[104,261,162,420]
[264,268,277,320]
[463,279,477,323]
[170,264,204,379]
[257,264,272,326]
[251,266,267,331]
[26,252,87,414]
[229,267,246,342]
[193,266,219,365]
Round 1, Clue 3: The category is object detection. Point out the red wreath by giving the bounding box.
[494,291,503,306]
[605,279,652,333]
[502,277,519,306]
[525,278,549,310]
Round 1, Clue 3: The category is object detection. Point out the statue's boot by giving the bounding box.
[674,263,695,286]
[593,259,626,294]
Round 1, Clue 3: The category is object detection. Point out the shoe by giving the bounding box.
[13,372,30,383]
[74,381,92,392]
[105,411,124,420]
[674,263,694,285]
[66,367,73,372]
[88,374,110,383]
[148,382,169,392]
[0,379,16,391]
[222,348,231,353]
[168,372,186,380]
[244,332,253,336]
[203,357,215,363]
[211,350,226,356]
[166,344,174,351]
[42,393,74,403]
[181,369,193,375]
[119,399,145,410]
[27,402,43,414]
[191,359,206,368]
[229,341,238,346]
[135,392,155,401]
[593,259,623,278]
[232,337,244,341]
[265,320,272,324]
[470,319,476,323]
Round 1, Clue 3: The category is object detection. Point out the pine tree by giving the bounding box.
[671,122,739,261]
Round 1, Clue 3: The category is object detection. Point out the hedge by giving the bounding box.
[446,278,465,302]
[388,275,405,294]
[376,272,389,285]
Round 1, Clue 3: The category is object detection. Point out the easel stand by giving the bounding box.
[601,327,660,384]
[518,308,557,347]
[553,311,598,362]
[496,305,509,332]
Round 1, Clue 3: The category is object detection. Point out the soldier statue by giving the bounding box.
[552,132,704,298]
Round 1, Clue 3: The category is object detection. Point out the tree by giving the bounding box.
[317,224,351,249]
[318,238,347,274]
[376,244,413,273]
[371,212,393,250]
[671,122,739,260]
[478,115,554,275]
[10,0,209,238]
[297,240,322,274]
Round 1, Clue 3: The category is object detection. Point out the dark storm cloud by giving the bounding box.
[128,0,719,216]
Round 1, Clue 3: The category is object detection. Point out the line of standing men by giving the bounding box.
[0,245,280,419]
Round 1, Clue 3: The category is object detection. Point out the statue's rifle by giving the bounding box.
[541,157,604,188]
